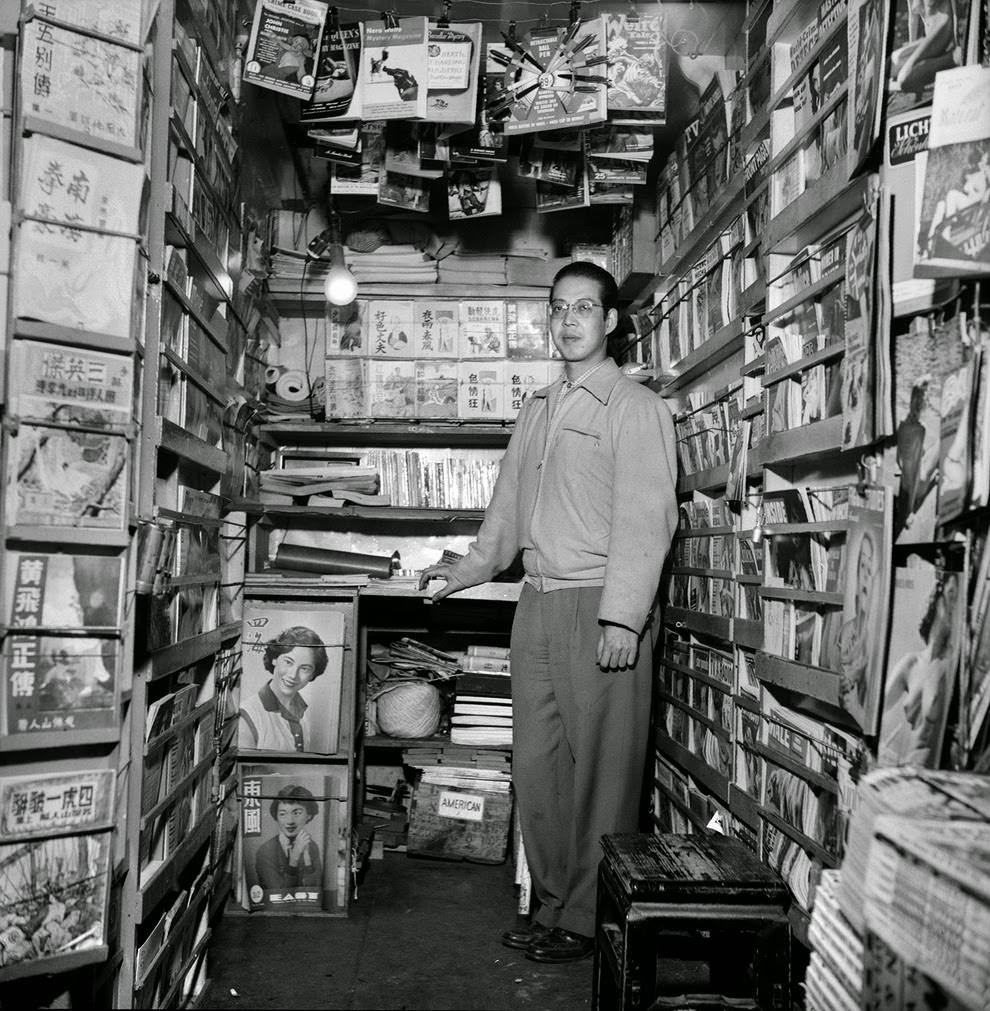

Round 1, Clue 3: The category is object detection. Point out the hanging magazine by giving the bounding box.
[19,18,142,155]
[239,602,345,755]
[300,21,362,122]
[0,769,114,971]
[847,0,890,174]
[426,22,483,123]
[15,134,144,339]
[242,0,329,100]
[358,16,429,120]
[238,764,347,914]
[915,64,990,276]
[603,12,666,123]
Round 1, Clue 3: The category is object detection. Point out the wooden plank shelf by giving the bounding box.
[139,811,215,921]
[653,777,711,832]
[269,279,548,309]
[733,619,764,651]
[659,691,732,740]
[658,182,745,282]
[158,420,227,474]
[235,502,486,523]
[662,320,745,395]
[758,806,838,868]
[761,519,851,535]
[259,420,514,447]
[655,730,730,803]
[0,726,120,752]
[753,415,844,467]
[679,466,730,493]
[5,525,132,547]
[765,271,845,327]
[755,651,842,708]
[729,784,761,830]
[762,344,844,387]
[13,318,136,355]
[768,17,846,113]
[674,524,735,537]
[660,657,734,694]
[749,740,839,794]
[664,607,732,641]
[0,945,110,984]
[162,277,228,351]
[672,566,734,579]
[151,628,222,680]
[758,586,843,605]
[766,171,866,255]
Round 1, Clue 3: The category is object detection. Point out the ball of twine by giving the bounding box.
[375,681,442,739]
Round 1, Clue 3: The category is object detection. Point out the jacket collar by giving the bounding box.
[532,358,623,405]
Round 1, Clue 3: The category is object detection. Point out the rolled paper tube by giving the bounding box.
[275,369,310,402]
[264,364,286,390]
[274,543,395,578]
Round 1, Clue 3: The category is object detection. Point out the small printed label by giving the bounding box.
[437,790,484,821]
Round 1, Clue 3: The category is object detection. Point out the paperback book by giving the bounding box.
[447,165,502,220]
[603,12,667,122]
[300,21,362,121]
[367,360,416,418]
[413,301,459,357]
[415,360,459,419]
[358,17,429,120]
[242,0,329,100]
[426,22,483,124]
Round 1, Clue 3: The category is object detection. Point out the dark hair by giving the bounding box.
[551,261,619,313]
[263,625,329,680]
[270,783,319,821]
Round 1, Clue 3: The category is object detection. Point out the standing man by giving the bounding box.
[419,262,678,962]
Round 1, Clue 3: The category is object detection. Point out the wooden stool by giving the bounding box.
[593,833,791,1011]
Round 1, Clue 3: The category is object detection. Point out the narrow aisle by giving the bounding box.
[203,853,593,1010]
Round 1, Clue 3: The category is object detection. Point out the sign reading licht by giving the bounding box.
[438,790,485,821]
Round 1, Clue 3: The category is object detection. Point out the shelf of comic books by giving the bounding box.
[158,418,227,475]
[652,776,712,834]
[660,320,746,395]
[654,730,731,806]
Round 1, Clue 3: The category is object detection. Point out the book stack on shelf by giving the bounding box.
[805,869,862,1010]
[450,653,512,747]
[321,295,566,422]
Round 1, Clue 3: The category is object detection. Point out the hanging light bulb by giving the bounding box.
[323,243,358,306]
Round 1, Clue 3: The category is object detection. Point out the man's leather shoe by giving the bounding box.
[500,922,554,950]
[525,928,594,963]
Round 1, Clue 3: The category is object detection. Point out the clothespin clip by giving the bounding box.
[569,0,581,25]
[627,0,639,20]
[328,5,339,32]
[538,8,552,30]
[382,9,400,29]
[438,0,452,28]
[856,453,880,493]
[507,19,517,41]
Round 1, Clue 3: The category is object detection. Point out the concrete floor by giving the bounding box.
[202,852,592,1011]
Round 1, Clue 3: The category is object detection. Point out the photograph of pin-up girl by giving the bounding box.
[889,0,959,109]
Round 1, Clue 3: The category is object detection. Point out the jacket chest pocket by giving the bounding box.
[555,424,610,537]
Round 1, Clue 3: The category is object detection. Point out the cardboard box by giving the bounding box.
[407,780,512,864]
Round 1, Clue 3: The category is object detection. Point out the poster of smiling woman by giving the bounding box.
[239,603,345,755]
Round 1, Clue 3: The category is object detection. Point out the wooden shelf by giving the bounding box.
[22,113,142,163]
[653,777,711,832]
[759,806,838,867]
[768,17,846,114]
[0,726,120,752]
[362,580,523,602]
[145,699,217,759]
[673,566,734,579]
[765,266,845,325]
[654,730,730,803]
[662,320,745,395]
[749,740,839,794]
[679,464,730,494]
[161,347,226,405]
[0,944,110,984]
[659,183,745,282]
[13,318,136,355]
[753,415,844,467]
[151,628,222,680]
[139,810,215,921]
[766,171,866,255]
[762,519,851,534]
[754,651,842,708]
[659,691,731,740]
[660,656,733,694]
[674,524,735,537]
[762,344,844,387]
[269,279,548,310]
[236,502,486,524]
[5,525,132,547]
[162,277,228,351]
[259,420,514,447]
[759,585,843,605]
[733,619,764,651]
[158,419,227,474]
[664,607,732,641]
[729,784,760,830]
[364,734,512,751]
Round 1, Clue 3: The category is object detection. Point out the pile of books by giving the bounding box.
[806,869,862,1010]
[450,645,512,746]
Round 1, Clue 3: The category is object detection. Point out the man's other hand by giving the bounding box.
[417,563,466,601]
[597,623,639,671]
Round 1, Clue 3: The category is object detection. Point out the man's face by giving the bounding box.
[548,274,616,367]
[276,801,311,838]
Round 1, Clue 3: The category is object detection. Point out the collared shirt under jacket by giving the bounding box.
[449,359,678,634]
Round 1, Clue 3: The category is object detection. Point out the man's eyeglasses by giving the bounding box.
[548,299,605,319]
